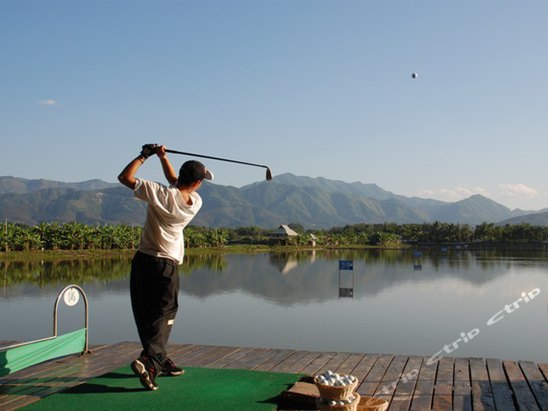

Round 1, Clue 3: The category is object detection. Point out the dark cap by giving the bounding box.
[178,160,214,185]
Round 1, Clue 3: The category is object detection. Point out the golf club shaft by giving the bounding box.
[165,149,269,170]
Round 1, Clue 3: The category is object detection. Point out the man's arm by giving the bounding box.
[157,145,178,186]
[118,155,146,190]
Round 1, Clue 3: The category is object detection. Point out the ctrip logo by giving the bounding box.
[426,287,541,366]
[378,288,542,396]
[487,288,541,325]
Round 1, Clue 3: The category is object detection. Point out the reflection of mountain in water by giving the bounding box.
[3,250,548,305]
[181,250,548,305]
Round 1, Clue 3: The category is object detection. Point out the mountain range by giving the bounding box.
[1,175,547,228]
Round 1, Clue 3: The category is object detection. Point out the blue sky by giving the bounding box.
[2,1,548,210]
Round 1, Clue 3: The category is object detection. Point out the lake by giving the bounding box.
[1,249,547,363]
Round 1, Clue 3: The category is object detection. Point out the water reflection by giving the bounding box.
[1,258,129,290]
[2,249,547,362]
[2,249,548,305]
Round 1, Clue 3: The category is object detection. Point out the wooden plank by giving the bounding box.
[223,347,278,370]
[219,347,266,369]
[432,393,452,411]
[1,396,40,411]
[0,353,78,382]
[165,343,202,361]
[433,357,454,411]
[469,357,495,411]
[381,355,408,383]
[409,392,433,411]
[165,342,193,352]
[163,344,205,365]
[358,355,393,397]
[390,356,423,411]
[504,360,541,411]
[315,352,352,377]
[453,391,473,411]
[0,358,89,410]
[253,349,295,372]
[270,350,322,374]
[413,380,435,396]
[11,358,93,402]
[299,352,337,376]
[455,357,470,381]
[175,344,221,365]
[184,345,243,366]
[519,361,548,408]
[538,363,548,381]
[418,358,438,381]
[0,353,90,396]
[227,348,276,370]
[486,358,517,411]
[436,356,454,382]
[375,355,408,407]
[206,346,256,369]
[410,356,437,411]
[388,395,412,411]
[364,355,395,383]
[453,358,472,411]
[453,381,472,406]
[182,345,241,367]
[249,349,296,372]
[350,354,379,384]
[0,388,36,409]
[335,353,365,376]
[75,342,141,379]
[395,357,422,396]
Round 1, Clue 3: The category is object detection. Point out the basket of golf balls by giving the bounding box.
[314,370,359,401]
[317,393,360,411]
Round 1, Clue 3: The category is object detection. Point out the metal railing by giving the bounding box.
[0,284,90,354]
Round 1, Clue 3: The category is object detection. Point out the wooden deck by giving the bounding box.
[0,342,546,410]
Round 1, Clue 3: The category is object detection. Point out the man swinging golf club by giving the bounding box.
[118,144,213,391]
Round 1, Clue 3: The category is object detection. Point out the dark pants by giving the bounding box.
[130,251,179,372]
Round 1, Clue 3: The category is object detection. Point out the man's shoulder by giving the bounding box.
[136,178,169,190]
[190,191,203,205]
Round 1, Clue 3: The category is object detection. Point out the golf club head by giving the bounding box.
[266,168,273,181]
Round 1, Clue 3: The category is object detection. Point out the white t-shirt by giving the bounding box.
[134,178,202,264]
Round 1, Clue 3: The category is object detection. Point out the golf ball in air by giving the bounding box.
[411,72,418,79]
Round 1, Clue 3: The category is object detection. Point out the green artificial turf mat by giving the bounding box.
[23,365,302,411]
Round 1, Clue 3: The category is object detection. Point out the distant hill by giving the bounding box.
[0,186,146,226]
[0,176,117,194]
[498,211,548,226]
[0,175,544,228]
[430,194,514,224]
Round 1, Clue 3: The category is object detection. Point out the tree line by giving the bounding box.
[1,221,548,252]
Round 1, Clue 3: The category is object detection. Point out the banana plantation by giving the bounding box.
[2,221,548,252]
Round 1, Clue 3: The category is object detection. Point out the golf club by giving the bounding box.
[165,149,273,181]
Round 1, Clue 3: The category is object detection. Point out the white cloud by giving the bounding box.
[415,185,489,201]
[498,183,538,198]
[38,99,61,106]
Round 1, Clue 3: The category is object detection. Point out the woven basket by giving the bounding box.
[314,376,359,401]
[359,396,389,411]
[317,392,360,411]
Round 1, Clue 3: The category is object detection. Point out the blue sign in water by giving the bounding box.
[339,260,353,270]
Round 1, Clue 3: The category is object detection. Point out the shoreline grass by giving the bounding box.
[0,244,407,262]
